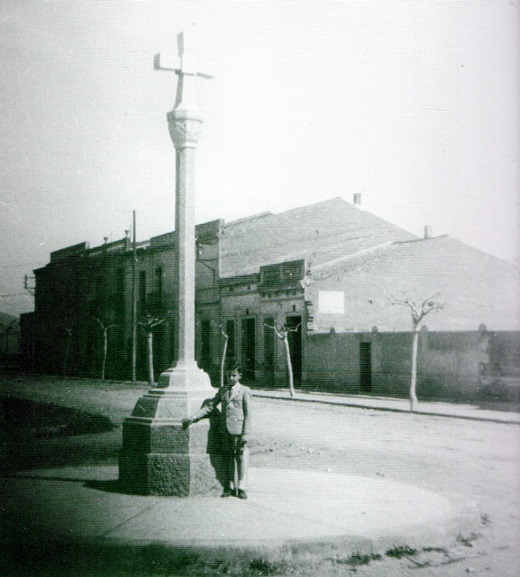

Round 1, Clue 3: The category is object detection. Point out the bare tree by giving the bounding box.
[389,294,445,411]
[94,318,116,381]
[212,320,229,388]
[264,322,301,398]
[138,313,167,386]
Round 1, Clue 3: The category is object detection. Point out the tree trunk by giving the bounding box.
[410,327,419,411]
[131,210,137,385]
[101,329,108,381]
[147,331,154,386]
[220,334,229,388]
[283,336,295,398]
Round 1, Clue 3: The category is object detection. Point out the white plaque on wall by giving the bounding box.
[318,290,345,314]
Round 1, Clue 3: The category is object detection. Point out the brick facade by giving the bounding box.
[26,198,520,401]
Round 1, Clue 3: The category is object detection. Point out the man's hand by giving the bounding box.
[182,417,194,429]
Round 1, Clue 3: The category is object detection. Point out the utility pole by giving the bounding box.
[131,210,137,384]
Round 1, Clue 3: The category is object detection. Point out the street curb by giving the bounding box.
[1,467,481,573]
[252,393,520,425]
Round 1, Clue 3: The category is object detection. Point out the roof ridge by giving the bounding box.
[392,235,519,268]
[275,196,347,215]
[222,197,351,233]
[225,211,272,227]
[392,234,450,246]
[311,241,394,271]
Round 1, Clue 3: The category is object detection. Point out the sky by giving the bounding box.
[1,1,519,317]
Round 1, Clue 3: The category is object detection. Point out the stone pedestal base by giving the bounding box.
[119,364,222,496]
[119,447,221,496]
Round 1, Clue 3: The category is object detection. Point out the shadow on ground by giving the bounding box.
[0,397,118,472]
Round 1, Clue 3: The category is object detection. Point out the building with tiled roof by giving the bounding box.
[309,234,520,332]
[23,197,520,402]
[219,196,416,277]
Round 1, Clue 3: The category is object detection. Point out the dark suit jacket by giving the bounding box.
[195,383,252,435]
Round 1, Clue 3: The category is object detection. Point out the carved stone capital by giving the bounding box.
[167,109,203,149]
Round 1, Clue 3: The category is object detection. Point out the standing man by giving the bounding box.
[182,367,252,499]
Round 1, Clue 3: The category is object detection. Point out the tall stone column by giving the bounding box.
[119,32,219,496]
[165,107,203,376]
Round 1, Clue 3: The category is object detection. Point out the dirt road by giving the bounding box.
[1,375,519,576]
[252,398,520,576]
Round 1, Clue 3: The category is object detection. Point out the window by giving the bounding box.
[226,320,236,368]
[261,260,304,286]
[241,318,256,382]
[264,317,275,375]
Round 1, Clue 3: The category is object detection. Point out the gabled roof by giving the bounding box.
[312,235,520,331]
[220,197,417,277]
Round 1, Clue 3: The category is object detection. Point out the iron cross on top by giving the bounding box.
[154,31,213,107]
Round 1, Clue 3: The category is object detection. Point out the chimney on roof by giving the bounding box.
[353,193,362,207]
[424,225,433,239]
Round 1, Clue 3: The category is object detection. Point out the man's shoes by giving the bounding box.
[237,489,248,500]
[221,489,233,498]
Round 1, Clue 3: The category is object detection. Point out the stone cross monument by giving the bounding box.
[119,31,220,496]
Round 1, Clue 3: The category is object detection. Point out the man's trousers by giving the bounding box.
[220,431,249,490]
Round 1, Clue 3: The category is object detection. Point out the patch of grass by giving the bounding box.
[116,549,292,577]
[249,558,273,572]
[385,545,418,558]
[422,546,449,554]
[249,558,283,574]
[335,552,383,566]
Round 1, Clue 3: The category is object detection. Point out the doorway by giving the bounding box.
[359,342,372,392]
[241,318,256,382]
[286,316,302,385]
[264,317,275,381]
[200,320,211,372]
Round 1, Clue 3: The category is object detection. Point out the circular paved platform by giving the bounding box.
[1,465,479,567]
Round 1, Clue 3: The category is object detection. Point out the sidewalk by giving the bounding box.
[1,464,480,574]
[0,376,494,574]
[251,388,520,425]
